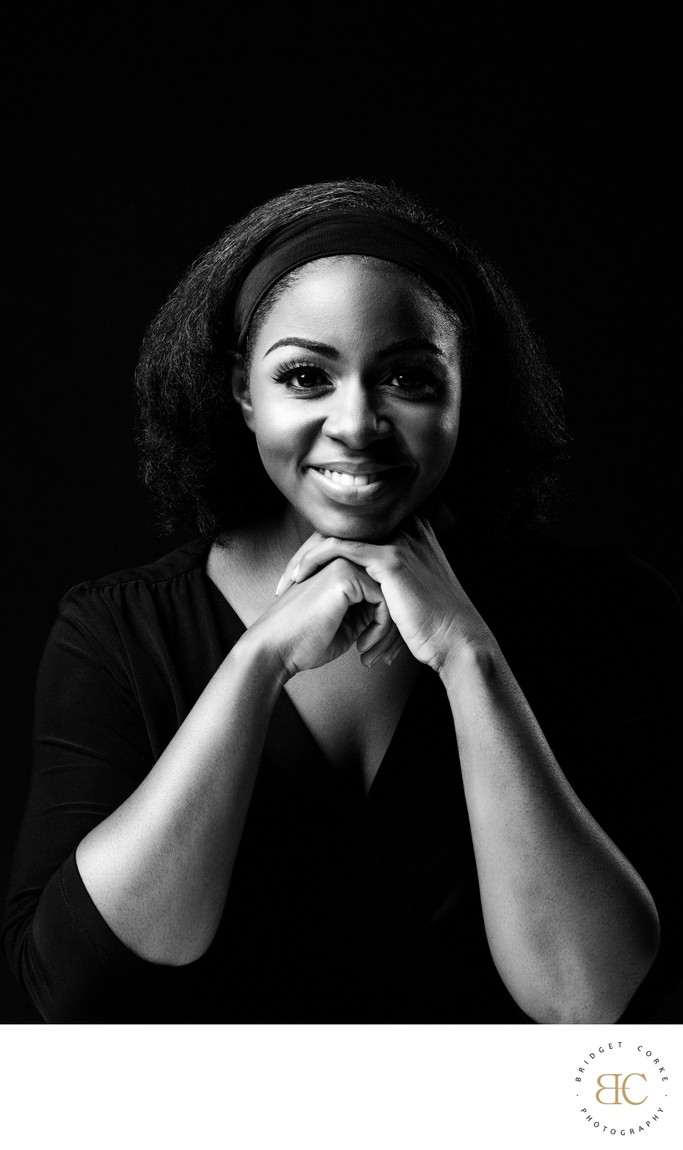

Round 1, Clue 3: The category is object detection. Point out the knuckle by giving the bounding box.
[331,537,359,558]
[331,557,355,578]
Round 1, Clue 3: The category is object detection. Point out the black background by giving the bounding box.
[3,13,680,1020]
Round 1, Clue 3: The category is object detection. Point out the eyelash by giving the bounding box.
[272,358,441,399]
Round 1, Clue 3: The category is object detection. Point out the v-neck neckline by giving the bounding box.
[200,547,428,805]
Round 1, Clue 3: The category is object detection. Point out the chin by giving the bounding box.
[308,507,412,543]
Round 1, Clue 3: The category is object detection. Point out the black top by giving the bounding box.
[3,533,682,1023]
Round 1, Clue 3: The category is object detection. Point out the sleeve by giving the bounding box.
[605,559,683,1022]
[2,587,200,1022]
[544,551,683,1023]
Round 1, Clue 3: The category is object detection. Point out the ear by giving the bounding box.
[229,353,255,432]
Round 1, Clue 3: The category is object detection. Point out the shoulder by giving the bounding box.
[51,538,216,657]
[521,533,682,628]
[458,529,683,663]
[465,529,681,607]
[58,538,213,609]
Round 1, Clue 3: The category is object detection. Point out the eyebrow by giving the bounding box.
[264,338,339,358]
[263,336,446,359]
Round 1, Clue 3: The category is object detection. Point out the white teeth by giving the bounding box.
[320,469,377,487]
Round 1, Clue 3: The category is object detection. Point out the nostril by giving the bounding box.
[324,419,391,447]
[323,404,390,439]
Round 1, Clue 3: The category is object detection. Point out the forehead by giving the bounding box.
[254,256,459,351]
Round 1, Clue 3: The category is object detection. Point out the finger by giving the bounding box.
[360,628,405,668]
[338,601,376,646]
[414,516,437,543]
[359,626,398,665]
[355,597,394,654]
[335,572,392,654]
[381,633,406,665]
[399,515,431,546]
[399,515,423,541]
[273,532,326,596]
[414,516,452,566]
[291,538,386,586]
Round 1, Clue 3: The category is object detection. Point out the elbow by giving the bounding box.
[5,905,194,1023]
[3,926,77,1023]
[526,995,632,1026]
[519,934,661,1025]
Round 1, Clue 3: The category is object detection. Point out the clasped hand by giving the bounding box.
[253,517,492,680]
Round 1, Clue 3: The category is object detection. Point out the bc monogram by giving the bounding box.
[595,1073,648,1106]
[576,1044,669,1136]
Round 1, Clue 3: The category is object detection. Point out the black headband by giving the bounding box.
[231,209,475,349]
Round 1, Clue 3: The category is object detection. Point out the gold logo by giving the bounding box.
[574,1040,670,1137]
[595,1073,648,1106]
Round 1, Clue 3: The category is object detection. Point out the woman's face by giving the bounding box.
[233,256,463,542]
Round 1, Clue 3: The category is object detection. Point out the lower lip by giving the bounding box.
[307,467,407,506]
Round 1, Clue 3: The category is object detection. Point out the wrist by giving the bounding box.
[438,636,502,696]
[228,628,292,693]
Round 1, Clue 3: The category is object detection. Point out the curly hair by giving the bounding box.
[134,179,570,537]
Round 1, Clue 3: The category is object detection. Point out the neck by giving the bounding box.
[216,495,457,562]
[215,505,311,577]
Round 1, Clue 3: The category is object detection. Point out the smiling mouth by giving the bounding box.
[314,468,378,488]
[307,465,409,505]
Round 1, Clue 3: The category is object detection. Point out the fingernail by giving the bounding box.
[275,573,286,597]
[292,564,300,582]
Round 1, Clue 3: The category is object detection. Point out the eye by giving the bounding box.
[272,361,331,393]
[383,367,439,398]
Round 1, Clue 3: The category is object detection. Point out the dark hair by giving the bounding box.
[135,179,569,537]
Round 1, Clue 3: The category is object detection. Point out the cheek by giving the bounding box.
[250,397,313,470]
[414,407,461,471]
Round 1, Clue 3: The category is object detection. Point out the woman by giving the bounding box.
[3,180,680,1023]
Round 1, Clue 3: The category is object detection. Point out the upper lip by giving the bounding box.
[307,461,406,475]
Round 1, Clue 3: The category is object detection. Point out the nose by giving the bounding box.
[321,378,391,448]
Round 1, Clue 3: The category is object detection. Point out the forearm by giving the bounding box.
[441,642,660,1024]
[76,634,286,966]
